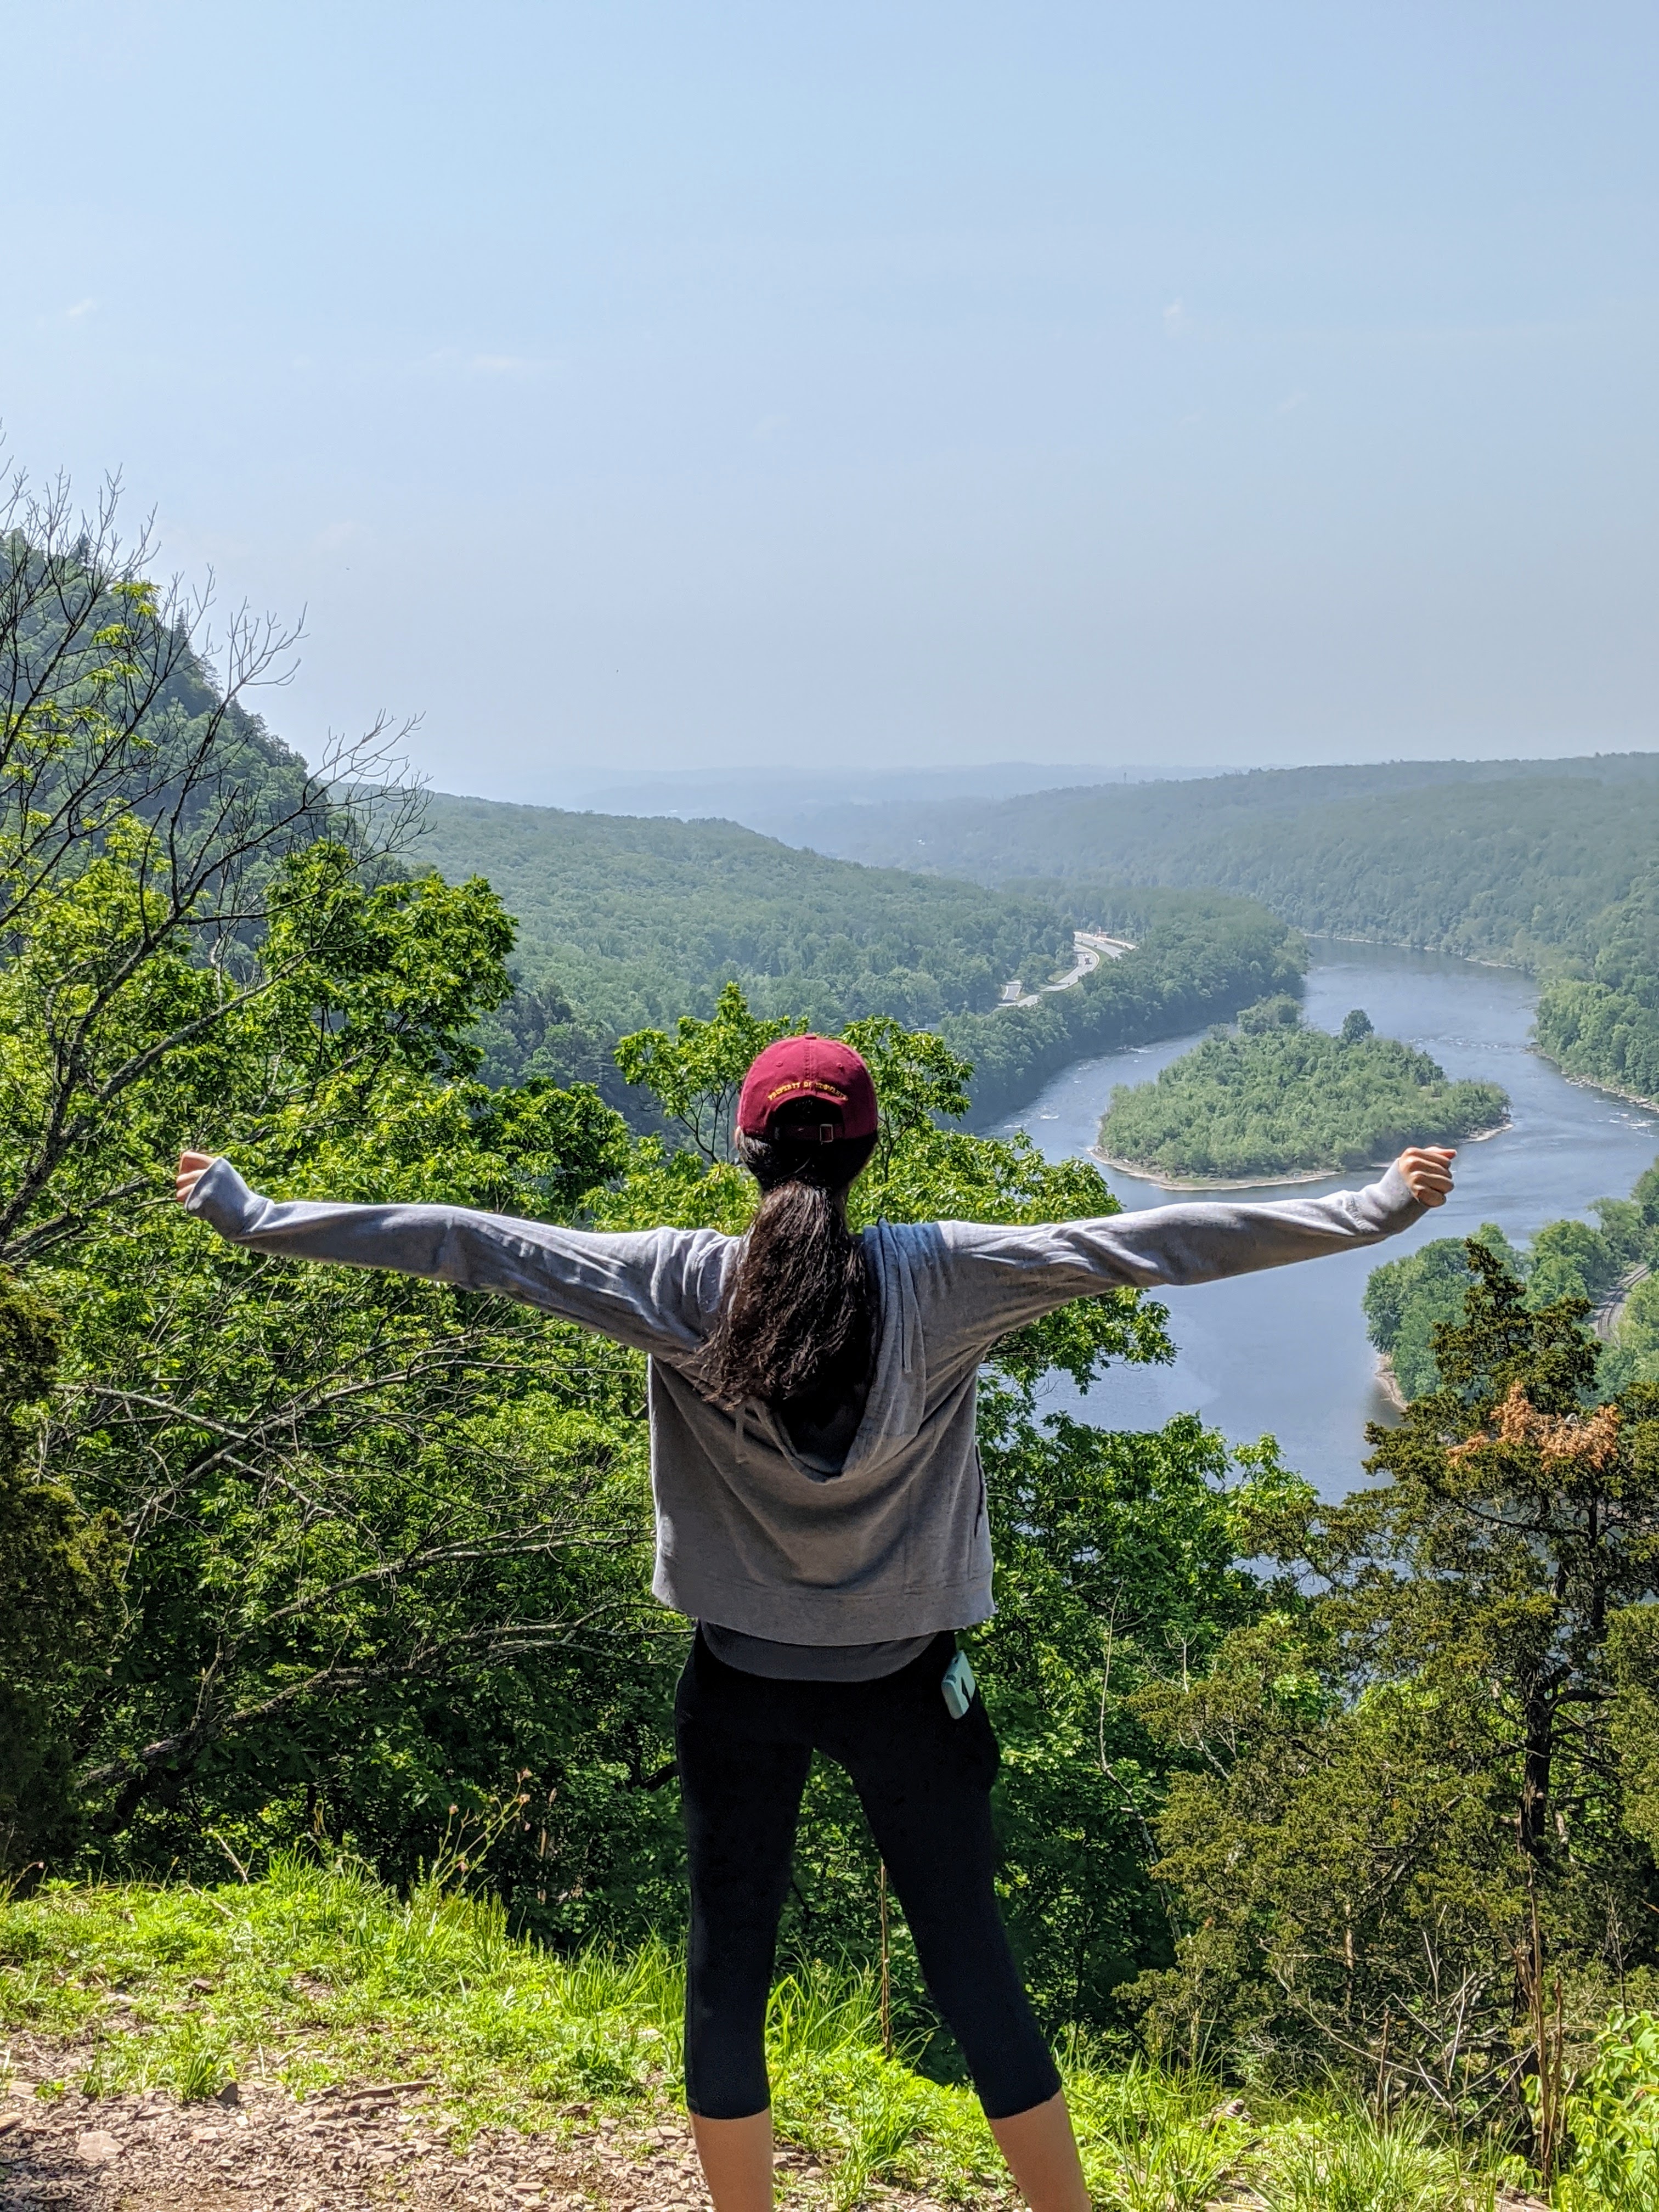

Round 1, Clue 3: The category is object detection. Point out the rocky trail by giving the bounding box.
[0,2042,958,2212]
[0,2042,1553,2212]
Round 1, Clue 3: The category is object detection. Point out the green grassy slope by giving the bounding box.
[0,1866,1539,2208]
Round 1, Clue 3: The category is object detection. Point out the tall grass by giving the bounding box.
[1255,2101,1500,2212]
[1065,2064,1246,2212]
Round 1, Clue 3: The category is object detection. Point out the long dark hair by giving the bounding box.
[695,1108,878,1415]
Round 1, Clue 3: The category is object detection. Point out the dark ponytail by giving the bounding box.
[695,1120,878,1415]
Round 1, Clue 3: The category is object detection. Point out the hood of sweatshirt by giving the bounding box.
[721,1219,936,1483]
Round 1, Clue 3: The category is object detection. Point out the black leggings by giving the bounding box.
[674,1629,1061,2122]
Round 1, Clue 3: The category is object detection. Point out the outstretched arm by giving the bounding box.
[928,1148,1454,1351]
[175,1153,729,1360]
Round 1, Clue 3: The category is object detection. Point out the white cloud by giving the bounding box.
[1163,298,1188,337]
[64,297,96,320]
[415,348,558,381]
[752,413,789,443]
[1277,388,1308,416]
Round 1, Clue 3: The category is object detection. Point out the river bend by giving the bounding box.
[997,940,1659,1499]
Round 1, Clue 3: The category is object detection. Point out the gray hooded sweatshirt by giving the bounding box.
[187,1156,1424,1647]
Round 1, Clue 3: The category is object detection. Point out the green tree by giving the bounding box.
[1132,1244,1659,2107]
[0,477,419,1270]
[0,1271,115,1870]
[1364,1223,1524,1401]
[35,858,653,1890]
[613,981,806,1160]
[1608,1610,1659,1870]
[1239,994,1301,1034]
[973,1410,1307,2036]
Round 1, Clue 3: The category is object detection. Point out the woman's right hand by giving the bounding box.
[176,1152,215,1205]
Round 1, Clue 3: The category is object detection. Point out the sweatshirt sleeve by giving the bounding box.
[925,1166,1427,1356]
[183,1156,729,1359]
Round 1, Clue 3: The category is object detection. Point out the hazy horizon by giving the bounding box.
[430,747,1659,823]
[8,3,1657,800]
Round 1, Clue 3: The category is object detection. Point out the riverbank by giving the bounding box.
[1090,1146,1333,1190]
[1374,1352,1408,1413]
[1557,1065,1659,1118]
[1091,1118,1511,1193]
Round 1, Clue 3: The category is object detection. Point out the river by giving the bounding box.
[994,940,1659,1498]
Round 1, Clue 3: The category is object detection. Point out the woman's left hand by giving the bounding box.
[1396,1147,1456,1207]
[176,1151,215,1205]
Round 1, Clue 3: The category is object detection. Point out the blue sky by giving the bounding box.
[5,2,1656,797]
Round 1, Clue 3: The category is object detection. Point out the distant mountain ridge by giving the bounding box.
[563,759,1224,836]
[766,753,1659,970]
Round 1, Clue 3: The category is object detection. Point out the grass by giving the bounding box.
[1251,2101,1503,2212]
[0,1859,1539,2208]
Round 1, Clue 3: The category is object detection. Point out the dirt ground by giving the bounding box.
[0,2040,1554,2212]
[0,2038,941,2212]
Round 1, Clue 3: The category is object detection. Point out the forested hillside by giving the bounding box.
[421,794,1302,1122]
[780,753,1659,966]
[779,753,1659,1113]
[1536,857,1659,1105]
[416,792,1071,1033]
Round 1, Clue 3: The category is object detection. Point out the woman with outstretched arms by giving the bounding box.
[178,1033,1453,2212]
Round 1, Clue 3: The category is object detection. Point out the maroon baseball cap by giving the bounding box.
[737,1035,879,1141]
